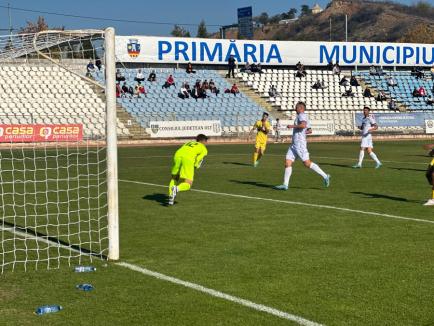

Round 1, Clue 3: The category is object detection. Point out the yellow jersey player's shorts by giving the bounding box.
[426,159,434,185]
[255,138,267,152]
[171,154,195,181]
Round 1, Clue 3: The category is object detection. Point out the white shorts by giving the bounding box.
[286,144,310,162]
[361,135,373,148]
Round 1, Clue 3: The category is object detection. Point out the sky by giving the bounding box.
[0,0,423,37]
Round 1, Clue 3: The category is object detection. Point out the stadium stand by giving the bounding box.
[0,64,131,138]
[238,68,434,133]
[355,71,434,111]
[91,68,272,135]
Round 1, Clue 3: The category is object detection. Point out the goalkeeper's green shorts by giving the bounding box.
[426,159,434,185]
[171,155,195,181]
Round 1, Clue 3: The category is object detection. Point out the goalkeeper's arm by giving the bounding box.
[195,152,207,169]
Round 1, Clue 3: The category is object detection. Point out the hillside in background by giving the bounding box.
[219,0,434,43]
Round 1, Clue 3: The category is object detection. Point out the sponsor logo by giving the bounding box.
[150,124,159,134]
[127,39,141,58]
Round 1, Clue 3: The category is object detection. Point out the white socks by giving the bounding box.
[369,152,381,164]
[283,167,292,186]
[358,150,365,165]
[310,162,328,179]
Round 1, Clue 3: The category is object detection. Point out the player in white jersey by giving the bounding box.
[353,106,382,169]
[274,102,330,190]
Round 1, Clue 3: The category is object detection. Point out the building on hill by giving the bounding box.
[312,3,323,14]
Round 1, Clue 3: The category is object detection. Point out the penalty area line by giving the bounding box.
[116,261,324,326]
[120,179,434,225]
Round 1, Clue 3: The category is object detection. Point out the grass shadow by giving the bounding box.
[222,161,252,166]
[229,180,275,189]
[142,193,169,206]
[320,162,353,169]
[350,191,421,203]
[388,167,426,172]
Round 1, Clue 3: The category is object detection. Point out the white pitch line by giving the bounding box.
[1,225,324,325]
[116,261,323,326]
[123,154,428,165]
[120,179,434,225]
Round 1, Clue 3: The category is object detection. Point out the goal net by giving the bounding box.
[0,29,118,273]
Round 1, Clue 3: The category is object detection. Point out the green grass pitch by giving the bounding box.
[1,140,434,326]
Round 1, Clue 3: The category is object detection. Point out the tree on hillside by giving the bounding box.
[196,20,209,38]
[257,12,269,25]
[300,5,311,16]
[19,16,64,34]
[171,25,191,37]
[282,8,297,20]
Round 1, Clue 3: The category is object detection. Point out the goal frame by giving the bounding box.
[33,27,120,261]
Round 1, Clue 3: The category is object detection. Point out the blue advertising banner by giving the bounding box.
[355,112,434,127]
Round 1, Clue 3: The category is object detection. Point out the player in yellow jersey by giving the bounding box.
[424,144,434,206]
[251,112,271,167]
[168,134,208,205]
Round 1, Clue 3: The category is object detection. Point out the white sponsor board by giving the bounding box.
[273,120,335,136]
[425,120,434,134]
[149,120,222,138]
[116,35,434,66]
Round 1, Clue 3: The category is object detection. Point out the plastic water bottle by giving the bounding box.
[76,283,94,291]
[35,305,63,315]
[74,266,96,273]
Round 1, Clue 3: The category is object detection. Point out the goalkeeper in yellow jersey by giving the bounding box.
[251,112,271,167]
[424,144,434,206]
[168,134,208,205]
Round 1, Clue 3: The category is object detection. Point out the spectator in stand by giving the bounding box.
[121,82,130,97]
[184,81,191,93]
[209,79,219,95]
[227,55,236,78]
[86,61,95,76]
[411,66,424,79]
[312,80,326,90]
[95,58,102,70]
[116,69,125,82]
[363,87,372,97]
[296,61,302,70]
[202,79,209,90]
[269,85,279,98]
[376,90,387,101]
[342,87,354,97]
[135,69,145,82]
[162,74,175,89]
[332,62,341,75]
[327,61,334,71]
[431,65,434,80]
[386,76,397,87]
[251,63,263,73]
[369,65,376,75]
[339,76,349,86]
[412,87,420,97]
[427,95,434,105]
[229,83,239,95]
[147,70,156,82]
[295,65,307,78]
[116,82,121,98]
[194,79,201,90]
[388,99,397,110]
[186,62,196,74]
[350,76,360,87]
[240,61,252,73]
[138,83,147,97]
[178,83,190,99]
[418,86,427,97]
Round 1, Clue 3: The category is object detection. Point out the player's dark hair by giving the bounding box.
[262,112,269,117]
[296,101,306,110]
[196,134,208,142]
[363,106,371,111]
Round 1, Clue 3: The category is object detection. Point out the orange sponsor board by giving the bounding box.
[0,124,83,142]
